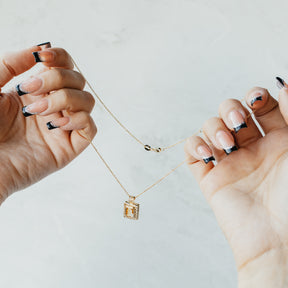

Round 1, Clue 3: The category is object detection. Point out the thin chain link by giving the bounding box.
[72,58,145,147]
[77,129,195,199]
[72,57,203,152]
[135,158,188,199]
[77,130,130,197]
[72,58,253,153]
[73,57,255,199]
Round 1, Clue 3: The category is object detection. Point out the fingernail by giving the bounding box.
[22,99,48,117]
[16,77,43,96]
[276,77,287,89]
[216,130,238,155]
[33,50,55,63]
[228,110,247,133]
[46,117,70,130]
[250,94,263,106]
[46,121,59,130]
[37,42,51,48]
[196,145,215,164]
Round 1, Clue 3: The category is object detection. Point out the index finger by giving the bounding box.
[0,45,42,89]
[32,48,74,70]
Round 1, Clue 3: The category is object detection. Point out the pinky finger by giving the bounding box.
[184,136,215,184]
[47,111,97,154]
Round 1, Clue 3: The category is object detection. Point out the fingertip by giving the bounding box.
[185,136,215,165]
[278,88,288,124]
[246,87,268,110]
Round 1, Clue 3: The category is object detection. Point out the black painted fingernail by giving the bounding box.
[250,96,262,106]
[229,110,248,133]
[22,106,35,117]
[234,122,248,133]
[32,52,42,63]
[16,84,27,96]
[224,146,238,155]
[203,156,215,164]
[197,145,215,164]
[276,77,286,89]
[37,42,51,48]
[46,121,59,130]
[16,77,43,96]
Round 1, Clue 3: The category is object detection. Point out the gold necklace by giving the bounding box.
[72,58,252,220]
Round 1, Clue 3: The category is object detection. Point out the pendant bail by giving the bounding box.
[129,196,136,203]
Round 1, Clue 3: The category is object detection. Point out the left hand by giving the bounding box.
[0,43,96,201]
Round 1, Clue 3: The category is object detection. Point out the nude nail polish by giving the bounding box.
[33,50,55,63]
[216,130,238,155]
[22,99,48,117]
[197,145,215,164]
[228,110,247,133]
[16,77,43,96]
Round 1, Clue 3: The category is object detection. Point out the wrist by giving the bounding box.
[238,247,288,288]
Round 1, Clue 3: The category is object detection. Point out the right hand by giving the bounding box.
[185,84,288,287]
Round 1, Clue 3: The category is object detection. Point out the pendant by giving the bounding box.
[124,196,139,220]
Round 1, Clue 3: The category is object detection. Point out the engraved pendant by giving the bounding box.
[124,196,139,220]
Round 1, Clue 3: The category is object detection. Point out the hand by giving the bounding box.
[0,43,96,202]
[185,84,288,287]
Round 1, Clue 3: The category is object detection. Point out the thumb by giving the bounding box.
[0,44,44,91]
[277,77,288,125]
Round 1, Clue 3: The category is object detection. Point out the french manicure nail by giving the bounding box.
[276,77,286,89]
[22,99,48,117]
[250,95,263,106]
[228,110,247,133]
[216,130,238,155]
[197,145,215,164]
[37,42,51,48]
[33,50,55,63]
[46,117,70,130]
[16,77,43,96]
[46,121,59,130]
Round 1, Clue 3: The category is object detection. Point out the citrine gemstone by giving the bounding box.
[124,199,139,220]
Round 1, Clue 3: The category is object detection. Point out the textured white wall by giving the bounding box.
[0,0,286,287]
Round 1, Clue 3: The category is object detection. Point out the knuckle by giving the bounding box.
[75,71,86,89]
[85,91,95,106]
[57,48,71,60]
[61,89,71,103]
[53,68,66,86]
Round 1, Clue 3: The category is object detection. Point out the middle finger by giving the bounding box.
[202,116,238,162]
[16,68,86,97]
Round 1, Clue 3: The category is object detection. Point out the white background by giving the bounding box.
[0,0,286,287]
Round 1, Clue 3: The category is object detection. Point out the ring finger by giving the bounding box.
[16,68,85,96]
[218,98,262,147]
[202,117,238,162]
[22,89,95,117]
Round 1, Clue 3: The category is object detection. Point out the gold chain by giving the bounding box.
[77,129,196,199]
[72,58,251,153]
[72,56,255,219]
[72,58,192,153]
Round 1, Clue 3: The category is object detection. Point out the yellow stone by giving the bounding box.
[124,199,139,220]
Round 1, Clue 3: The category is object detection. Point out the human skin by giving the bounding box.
[0,43,97,202]
[185,84,288,287]
[1,44,288,287]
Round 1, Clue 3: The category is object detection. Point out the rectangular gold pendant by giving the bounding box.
[124,197,139,220]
